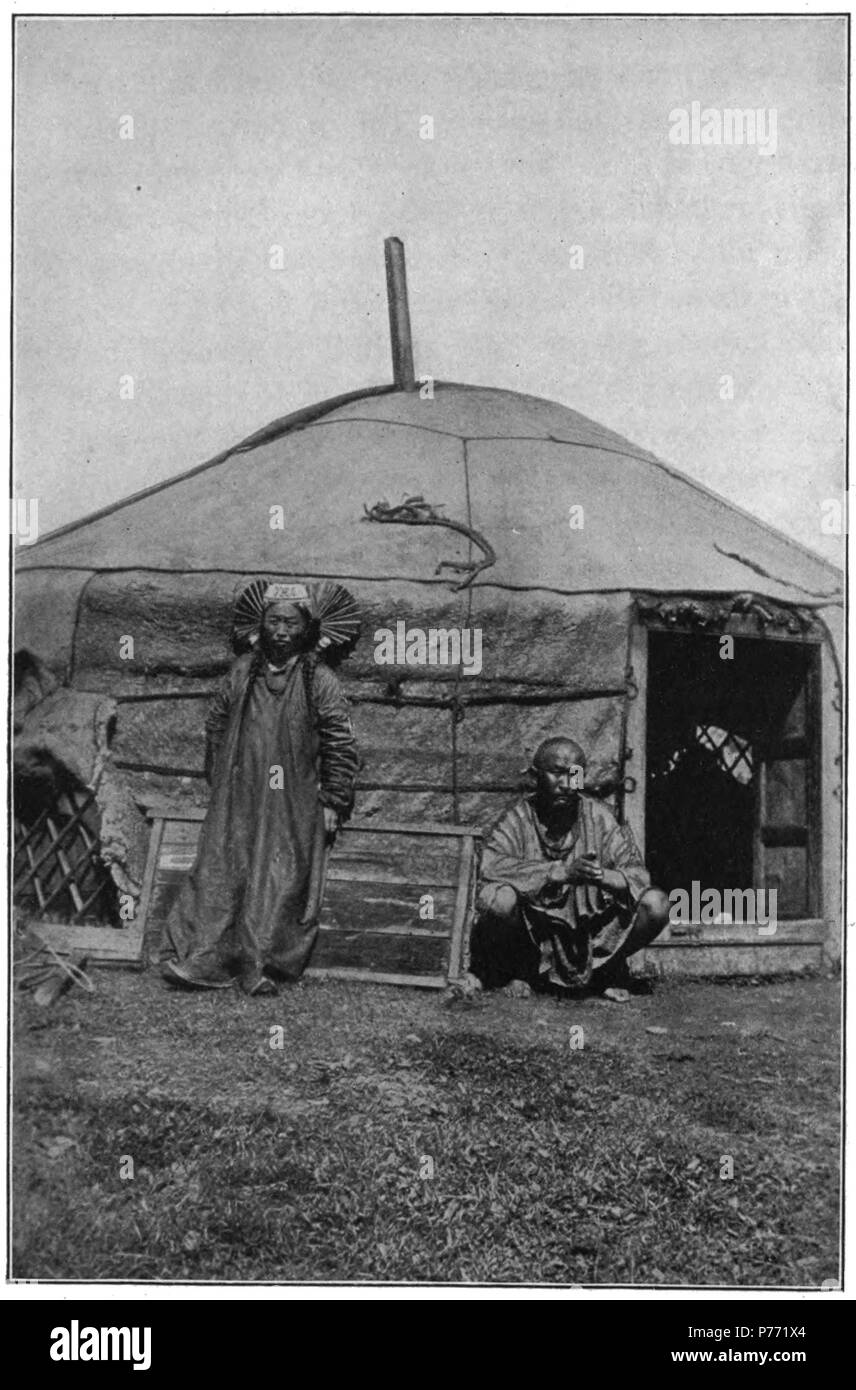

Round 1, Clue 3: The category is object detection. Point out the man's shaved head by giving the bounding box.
[532,737,587,772]
[529,737,587,816]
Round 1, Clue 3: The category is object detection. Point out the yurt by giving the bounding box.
[14,242,843,978]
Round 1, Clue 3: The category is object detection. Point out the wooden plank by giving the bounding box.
[623,622,647,856]
[160,820,205,847]
[310,928,449,975]
[804,649,822,920]
[321,883,455,933]
[305,967,445,990]
[147,876,186,926]
[325,880,452,909]
[635,942,824,979]
[448,834,476,980]
[318,922,448,939]
[140,799,482,840]
[140,800,207,821]
[136,817,165,962]
[659,917,824,946]
[351,820,481,839]
[31,922,144,965]
[154,864,196,885]
[159,850,198,872]
[763,843,810,918]
[326,864,459,888]
[761,824,808,848]
[330,832,461,880]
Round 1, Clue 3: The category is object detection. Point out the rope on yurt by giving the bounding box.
[448,440,476,823]
[712,543,842,602]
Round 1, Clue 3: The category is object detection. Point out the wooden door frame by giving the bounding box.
[624,618,826,943]
[623,622,648,859]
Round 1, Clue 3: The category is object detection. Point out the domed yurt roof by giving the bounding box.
[17,379,841,605]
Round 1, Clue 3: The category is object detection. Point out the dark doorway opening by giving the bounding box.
[645,632,818,918]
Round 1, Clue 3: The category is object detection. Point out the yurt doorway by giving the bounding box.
[644,631,819,919]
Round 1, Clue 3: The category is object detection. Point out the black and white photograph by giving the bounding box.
[9,10,846,1298]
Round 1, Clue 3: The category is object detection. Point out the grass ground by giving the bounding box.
[12,970,840,1286]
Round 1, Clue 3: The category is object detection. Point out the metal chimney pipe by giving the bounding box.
[384,237,416,391]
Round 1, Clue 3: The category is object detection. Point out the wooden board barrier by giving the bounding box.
[138,801,480,989]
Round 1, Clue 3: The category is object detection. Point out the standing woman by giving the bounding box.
[163,580,360,995]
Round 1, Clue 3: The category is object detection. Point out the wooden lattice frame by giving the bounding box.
[13,785,115,924]
[695,724,754,782]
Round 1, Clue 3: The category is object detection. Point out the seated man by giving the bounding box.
[470,736,669,1001]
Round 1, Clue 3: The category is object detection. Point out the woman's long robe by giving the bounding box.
[163,652,358,981]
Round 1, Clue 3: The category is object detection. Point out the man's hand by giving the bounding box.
[323,806,340,841]
[564,855,627,895]
[565,853,604,884]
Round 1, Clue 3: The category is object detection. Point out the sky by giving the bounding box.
[13,14,846,565]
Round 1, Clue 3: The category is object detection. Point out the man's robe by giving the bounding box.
[479,794,650,987]
[163,652,358,981]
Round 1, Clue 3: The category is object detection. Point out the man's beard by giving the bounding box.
[538,791,579,826]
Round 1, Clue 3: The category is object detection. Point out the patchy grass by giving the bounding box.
[12,972,840,1285]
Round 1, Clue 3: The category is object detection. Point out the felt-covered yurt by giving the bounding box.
[14,243,843,976]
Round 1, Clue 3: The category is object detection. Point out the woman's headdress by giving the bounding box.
[232,578,362,659]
